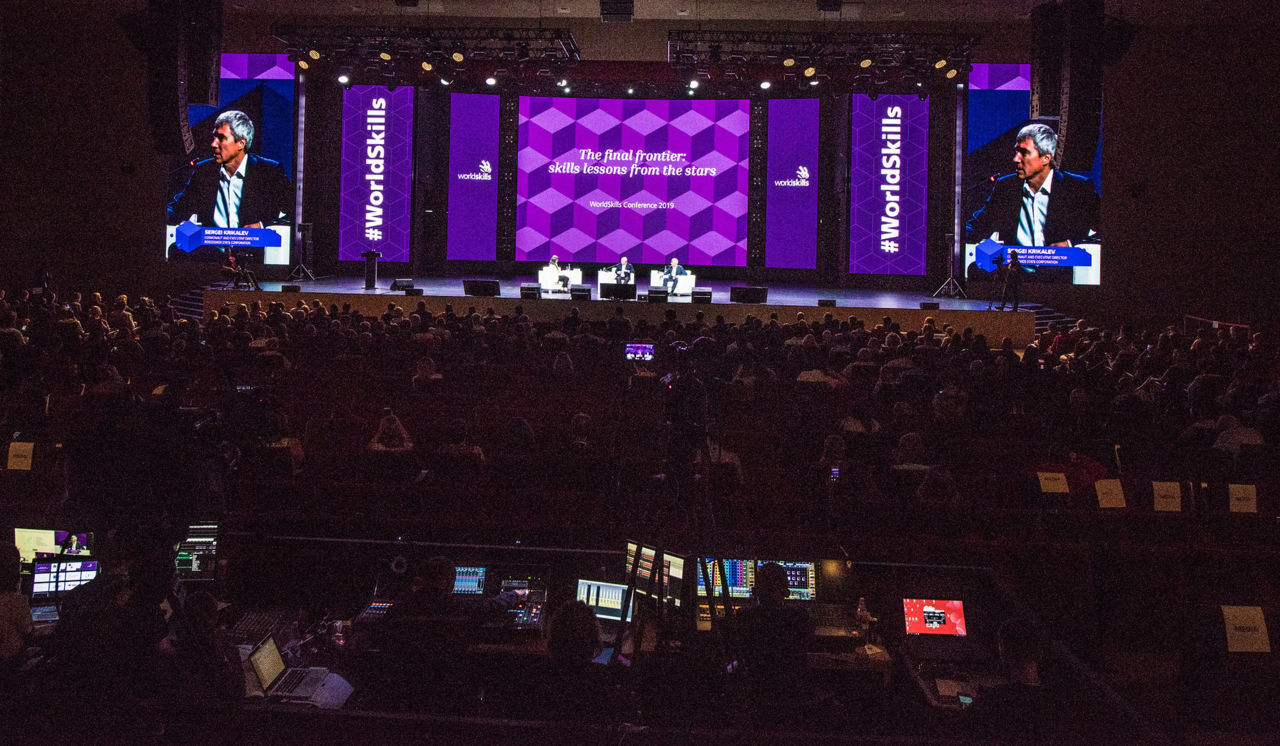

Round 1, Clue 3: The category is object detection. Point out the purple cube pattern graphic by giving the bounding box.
[516,97,750,266]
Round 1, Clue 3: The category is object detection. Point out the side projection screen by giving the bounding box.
[516,97,750,266]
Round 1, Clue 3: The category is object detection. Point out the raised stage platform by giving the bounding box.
[204,275,1037,345]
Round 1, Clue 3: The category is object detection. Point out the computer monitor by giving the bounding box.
[576,579,633,623]
[174,523,218,581]
[903,598,968,636]
[30,560,99,602]
[694,558,754,598]
[760,560,818,601]
[452,565,486,595]
[14,528,58,564]
[624,542,659,590]
[624,342,654,361]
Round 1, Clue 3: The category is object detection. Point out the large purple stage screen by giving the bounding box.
[446,93,500,260]
[339,86,413,263]
[516,97,749,266]
[765,98,819,269]
[849,94,929,275]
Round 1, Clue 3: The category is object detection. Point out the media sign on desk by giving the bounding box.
[515,96,750,266]
[765,98,820,269]
[339,86,414,263]
[446,93,501,260]
[849,94,929,275]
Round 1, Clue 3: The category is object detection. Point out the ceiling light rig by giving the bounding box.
[667,30,976,95]
[277,25,580,89]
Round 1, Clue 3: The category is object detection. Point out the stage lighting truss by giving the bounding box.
[667,30,976,94]
[277,25,581,87]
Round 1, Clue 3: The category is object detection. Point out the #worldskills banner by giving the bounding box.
[765,98,820,269]
[849,94,928,275]
[339,86,414,263]
[446,93,501,261]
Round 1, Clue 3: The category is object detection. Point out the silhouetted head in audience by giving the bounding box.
[421,556,456,599]
[1,544,20,592]
[547,600,601,667]
[997,617,1044,686]
[752,562,790,608]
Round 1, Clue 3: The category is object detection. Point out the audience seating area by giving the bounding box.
[0,284,1277,740]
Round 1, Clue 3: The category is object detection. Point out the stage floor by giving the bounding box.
[258,275,1003,311]
[208,274,1038,343]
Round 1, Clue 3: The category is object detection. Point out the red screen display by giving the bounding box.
[903,598,967,636]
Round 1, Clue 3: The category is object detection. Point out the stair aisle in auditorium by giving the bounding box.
[172,288,206,322]
[1021,303,1078,336]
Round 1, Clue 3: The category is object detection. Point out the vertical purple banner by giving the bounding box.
[765,98,820,269]
[339,86,413,263]
[516,97,749,266]
[446,93,501,260]
[849,94,929,275]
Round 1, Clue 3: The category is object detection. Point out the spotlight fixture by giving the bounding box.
[687,88,695,95]
[308,49,321,60]
[563,86,571,93]
[451,51,465,62]
[759,80,771,90]
[379,51,392,61]
[934,59,947,69]
[440,78,451,85]
[556,78,568,87]
[485,76,497,86]
[297,60,309,70]
[337,73,350,85]
[421,61,434,71]
[626,87,635,94]
[859,58,872,68]
[946,69,958,79]
[782,57,796,67]
[809,80,819,86]
[688,79,699,89]
[803,66,816,77]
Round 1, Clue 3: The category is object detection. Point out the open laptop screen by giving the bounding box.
[903,598,968,636]
[30,560,99,602]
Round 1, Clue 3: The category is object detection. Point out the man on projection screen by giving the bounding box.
[965,123,1099,249]
[167,110,293,231]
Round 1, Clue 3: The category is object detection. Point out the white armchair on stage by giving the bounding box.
[538,266,582,293]
[649,269,696,295]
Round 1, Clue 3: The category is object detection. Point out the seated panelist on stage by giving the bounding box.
[964,123,1099,248]
[546,255,571,291]
[166,110,293,230]
[662,257,687,293]
[609,256,634,284]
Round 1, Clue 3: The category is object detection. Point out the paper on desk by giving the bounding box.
[1222,605,1270,653]
[312,673,354,709]
[1228,484,1257,514]
[1037,472,1069,494]
[1095,479,1126,509]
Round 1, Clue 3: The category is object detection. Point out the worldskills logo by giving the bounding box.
[457,159,493,181]
[773,164,810,188]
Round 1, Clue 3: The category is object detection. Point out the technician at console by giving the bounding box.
[965,123,1099,248]
[376,556,525,710]
[166,110,293,230]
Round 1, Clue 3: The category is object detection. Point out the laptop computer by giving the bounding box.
[29,559,99,624]
[247,635,329,700]
[900,598,988,663]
